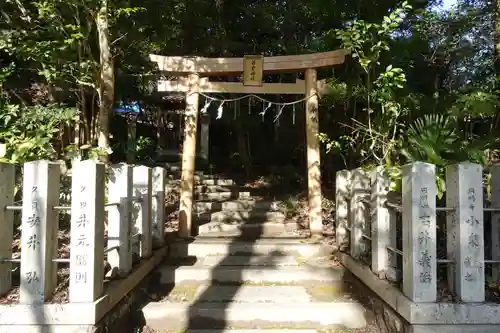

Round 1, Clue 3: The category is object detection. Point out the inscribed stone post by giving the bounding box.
[371,166,391,276]
[0,163,15,296]
[335,170,351,251]
[350,168,370,259]
[108,164,133,275]
[152,167,166,247]
[446,163,485,302]
[133,166,153,258]
[20,160,60,304]
[69,160,105,302]
[491,165,500,281]
[402,162,437,302]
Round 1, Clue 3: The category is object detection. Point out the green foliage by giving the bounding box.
[135,136,156,161]
[449,91,500,118]
[399,113,493,197]
[402,114,458,166]
[0,103,78,164]
[0,0,498,195]
[335,2,412,73]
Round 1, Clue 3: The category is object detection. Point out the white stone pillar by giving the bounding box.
[386,195,399,281]
[0,163,15,296]
[350,168,370,259]
[491,165,500,281]
[20,160,60,304]
[402,162,437,302]
[200,113,210,162]
[335,170,351,251]
[127,118,137,164]
[152,167,166,247]
[69,160,105,303]
[371,166,391,276]
[107,163,133,276]
[133,166,153,258]
[446,163,485,302]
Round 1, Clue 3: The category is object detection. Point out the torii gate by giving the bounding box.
[150,50,346,238]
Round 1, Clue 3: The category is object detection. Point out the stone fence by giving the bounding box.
[0,159,168,331]
[336,162,500,332]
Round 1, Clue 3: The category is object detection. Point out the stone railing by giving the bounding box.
[336,162,500,331]
[0,159,168,330]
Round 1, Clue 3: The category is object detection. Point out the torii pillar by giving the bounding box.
[178,73,200,238]
[305,68,322,235]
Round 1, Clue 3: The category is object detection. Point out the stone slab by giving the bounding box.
[197,221,293,235]
[158,265,344,284]
[197,191,251,201]
[209,211,285,222]
[200,179,234,186]
[193,285,311,303]
[169,239,324,258]
[201,254,299,266]
[195,185,237,193]
[196,228,308,239]
[195,200,279,213]
[187,330,317,333]
[143,302,367,330]
[166,178,234,186]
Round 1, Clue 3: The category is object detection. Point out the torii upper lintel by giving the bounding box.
[149,49,346,75]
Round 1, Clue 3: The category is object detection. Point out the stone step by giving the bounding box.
[142,302,367,331]
[169,239,325,258]
[167,177,235,186]
[202,253,300,266]
[194,200,280,213]
[196,225,309,239]
[196,220,292,235]
[166,164,204,174]
[199,178,234,186]
[194,184,242,193]
[186,328,318,333]
[193,284,311,303]
[196,191,251,201]
[157,262,343,284]
[198,210,285,223]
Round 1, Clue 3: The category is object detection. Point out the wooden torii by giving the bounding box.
[150,50,346,238]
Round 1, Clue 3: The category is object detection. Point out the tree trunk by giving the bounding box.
[96,0,114,162]
[495,0,500,76]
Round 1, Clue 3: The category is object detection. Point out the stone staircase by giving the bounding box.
[165,164,293,238]
[142,238,370,331]
[143,165,373,332]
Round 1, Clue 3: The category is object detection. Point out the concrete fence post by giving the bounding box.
[152,167,166,247]
[446,163,485,302]
[20,160,60,304]
[108,163,133,276]
[69,160,105,302]
[335,170,351,251]
[133,166,153,258]
[371,166,391,277]
[350,168,370,259]
[402,162,437,302]
[491,165,500,282]
[0,163,15,296]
